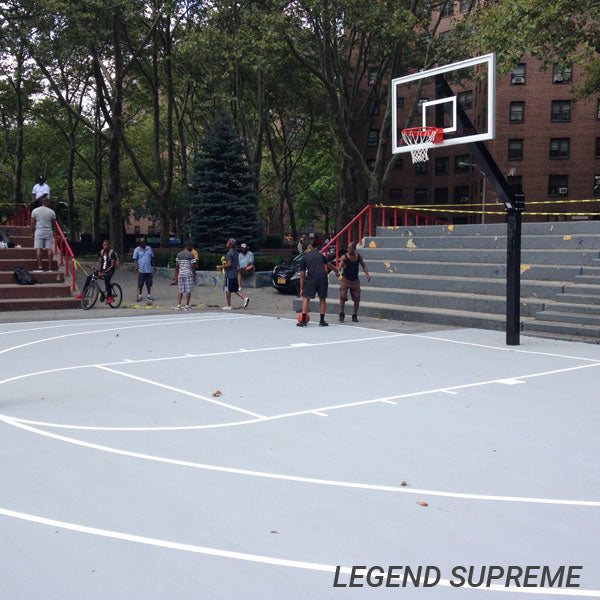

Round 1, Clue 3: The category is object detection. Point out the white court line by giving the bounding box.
[3,416,599,507]
[1,507,598,596]
[96,366,265,419]
[0,315,259,356]
[380,400,397,404]
[441,390,458,395]
[498,378,526,385]
[312,411,328,417]
[7,357,600,432]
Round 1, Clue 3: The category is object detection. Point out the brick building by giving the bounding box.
[359,16,600,223]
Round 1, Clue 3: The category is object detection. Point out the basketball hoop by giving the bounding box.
[401,127,443,163]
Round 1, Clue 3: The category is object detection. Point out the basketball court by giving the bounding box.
[1,312,599,599]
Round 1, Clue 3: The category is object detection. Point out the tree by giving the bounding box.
[189,111,261,252]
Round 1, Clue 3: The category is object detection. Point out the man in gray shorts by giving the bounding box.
[30,197,57,272]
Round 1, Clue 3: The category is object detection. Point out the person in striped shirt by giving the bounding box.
[175,240,197,310]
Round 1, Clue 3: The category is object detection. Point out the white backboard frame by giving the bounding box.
[391,53,496,154]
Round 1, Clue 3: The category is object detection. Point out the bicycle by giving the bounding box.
[81,267,123,310]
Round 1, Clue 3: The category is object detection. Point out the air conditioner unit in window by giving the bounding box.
[460,196,470,203]
[558,187,568,195]
[512,76,525,84]
[553,73,564,82]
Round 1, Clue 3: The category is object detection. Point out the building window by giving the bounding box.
[551,100,571,122]
[367,129,379,146]
[414,188,427,203]
[454,185,470,204]
[368,69,378,85]
[441,1,454,17]
[508,139,524,160]
[415,162,428,175]
[458,90,473,110]
[459,1,470,12]
[508,175,523,194]
[367,99,380,117]
[509,101,525,122]
[417,97,429,108]
[134,226,141,234]
[455,155,471,173]
[390,188,403,201]
[594,175,600,196]
[434,187,449,204]
[549,138,570,159]
[548,175,569,196]
[596,137,600,158]
[435,156,449,175]
[552,64,572,84]
[397,96,405,109]
[511,64,526,85]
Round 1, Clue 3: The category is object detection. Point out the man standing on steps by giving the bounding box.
[30,197,57,272]
[297,242,339,327]
[339,241,370,323]
[30,175,50,211]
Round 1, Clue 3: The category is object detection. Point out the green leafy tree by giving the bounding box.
[189,111,261,252]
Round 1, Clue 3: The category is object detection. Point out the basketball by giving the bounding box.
[297,313,310,323]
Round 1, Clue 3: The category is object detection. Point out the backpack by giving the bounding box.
[14,267,37,285]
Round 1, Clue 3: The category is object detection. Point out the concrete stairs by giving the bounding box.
[293,220,600,342]
[0,224,79,311]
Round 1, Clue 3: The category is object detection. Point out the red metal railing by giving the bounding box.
[2,206,30,226]
[321,204,446,266]
[54,221,77,291]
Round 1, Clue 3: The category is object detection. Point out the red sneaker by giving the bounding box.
[75,293,83,299]
[106,296,114,304]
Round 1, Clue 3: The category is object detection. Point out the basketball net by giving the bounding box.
[401,127,442,163]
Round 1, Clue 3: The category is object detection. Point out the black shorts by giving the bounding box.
[224,278,239,293]
[303,277,328,299]
[138,272,153,288]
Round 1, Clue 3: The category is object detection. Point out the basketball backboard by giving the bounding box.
[391,54,496,155]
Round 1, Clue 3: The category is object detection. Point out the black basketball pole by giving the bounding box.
[505,193,525,345]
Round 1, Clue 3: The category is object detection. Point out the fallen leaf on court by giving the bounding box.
[270,530,282,534]
[212,390,222,397]
[401,481,407,486]
[417,501,428,507]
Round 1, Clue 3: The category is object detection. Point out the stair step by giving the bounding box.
[0,297,80,311]
[361,248,600,266]
[554,293,600,306]
[521,331,600,345]
[364,233,600,250]
[375,221,600,238]
[575,275,600,285]
[367,260,583,280]
[0,259,59,270]
[293,297,532,331]
[563,283,600,296]
[522,320,600,338]
[329,284,546,316]
[534,310,600,326]
[0,283,72,300]
[536,301,600,315]
[0,225,32,235]
[0,247,52,258]
[0,271,64,284]
[366,273,564,299]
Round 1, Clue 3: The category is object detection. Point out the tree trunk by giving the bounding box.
[285,183,297,241]
[67,127,76,239]
[93,100,103,243]
[13,43,25,208]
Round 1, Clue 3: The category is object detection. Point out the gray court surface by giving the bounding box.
[1,313,599,600]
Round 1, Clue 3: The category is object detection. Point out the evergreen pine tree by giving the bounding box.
[189,111,262,253]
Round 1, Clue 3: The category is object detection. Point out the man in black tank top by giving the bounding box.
[339,241,370,322]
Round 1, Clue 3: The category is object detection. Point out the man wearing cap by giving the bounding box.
[31,175,50,211]
[237,243,255,291]
[216,238,249,310]
[338,241,370,322]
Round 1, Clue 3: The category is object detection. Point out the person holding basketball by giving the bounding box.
[339,241,370,322]
[297,242,339,327]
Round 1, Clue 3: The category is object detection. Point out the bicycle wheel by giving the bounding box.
[108,283,123,308]
[81,281,99,310]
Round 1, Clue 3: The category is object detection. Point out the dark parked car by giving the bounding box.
[271,246,345,294]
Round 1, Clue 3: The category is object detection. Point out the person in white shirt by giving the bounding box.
[31,175,51,211]
[30,197,57,271]
[237,243,255,291]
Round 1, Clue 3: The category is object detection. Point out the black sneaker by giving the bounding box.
[297,320,307,327]
[99,292,105,302]
[339,312,345,322]
[352,314,358,322]
[319,320,329,327]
